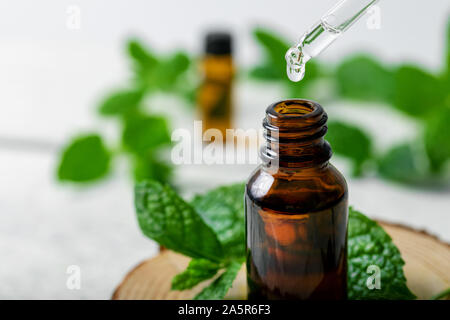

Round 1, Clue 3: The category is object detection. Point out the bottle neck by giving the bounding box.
[260,99,332,171]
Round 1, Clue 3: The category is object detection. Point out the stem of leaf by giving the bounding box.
[431,287,450,300]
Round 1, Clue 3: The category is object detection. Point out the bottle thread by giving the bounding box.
[261,99,332,169]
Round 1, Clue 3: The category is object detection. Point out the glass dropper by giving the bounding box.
[286,0,380,82]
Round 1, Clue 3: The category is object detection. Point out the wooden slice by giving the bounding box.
[112,222,450,300]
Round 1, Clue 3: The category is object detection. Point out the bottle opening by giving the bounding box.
[265,99,326,129]
[272,100,315,117]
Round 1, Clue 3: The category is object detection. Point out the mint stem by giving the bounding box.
[431,287,450,300]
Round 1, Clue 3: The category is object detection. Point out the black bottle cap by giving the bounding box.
[205,32,232,55]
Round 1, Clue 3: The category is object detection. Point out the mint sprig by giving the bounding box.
[56,38,194,185]
[135,181,415,300]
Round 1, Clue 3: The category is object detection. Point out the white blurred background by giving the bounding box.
[0,0,449,299]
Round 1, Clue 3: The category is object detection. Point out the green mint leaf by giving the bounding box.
[127,38,191,94]
[348,207,416,300]
[135,180,224,262]
[251,28,290,79]
[248,64,282,80]
[424,107,450,172]
[377,143,429,184]
[122,114,171,155]
[172,259,221,291]
[446,17,450,78]
[127,39,158,70]
[178,84,199,106]
[336,55,395,103]
[444,18,450,105]
[127,39,160,91]
[57,134,111,182]
[394,65,447,118]
[154,51,191,91]
[326,121,372,176]
[190,184,246,258]
[132,154,172,184]
[98,89,144,116]
[194,260,242,300]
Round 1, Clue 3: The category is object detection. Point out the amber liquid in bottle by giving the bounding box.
[197,32,234,136]
[246,100,348,300]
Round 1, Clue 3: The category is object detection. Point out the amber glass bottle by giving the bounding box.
[197,32,234,136]
[245,99,348,300]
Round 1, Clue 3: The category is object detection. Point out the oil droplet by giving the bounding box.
[285,21,342,82]
[285,46,306,82]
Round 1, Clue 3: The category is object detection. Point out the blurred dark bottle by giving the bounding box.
[246,99,348,300]
[198,32,234,136]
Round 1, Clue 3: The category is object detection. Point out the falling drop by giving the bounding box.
[285,46,306,82]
